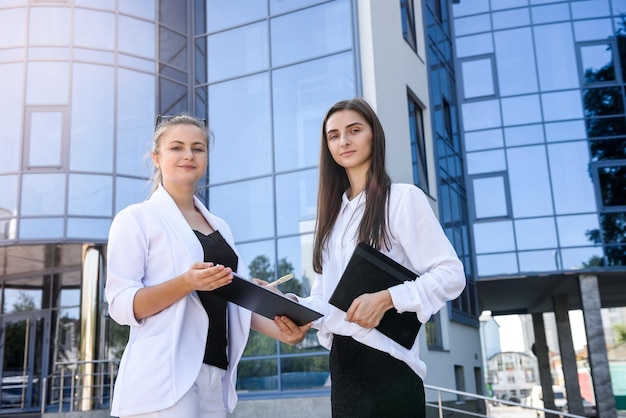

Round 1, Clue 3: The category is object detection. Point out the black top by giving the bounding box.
[193,230,238,370]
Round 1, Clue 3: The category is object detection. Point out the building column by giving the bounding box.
[79,244,103,411]
[552,294,583,415]
[531,312,557,417]
[579,274,617,418]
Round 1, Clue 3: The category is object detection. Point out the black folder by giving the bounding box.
[328,243,421,349]
[210,273,323,326]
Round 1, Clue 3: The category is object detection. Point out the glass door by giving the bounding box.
[0,311,48,413]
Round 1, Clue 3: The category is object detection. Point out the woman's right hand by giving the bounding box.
[184,261,233,291]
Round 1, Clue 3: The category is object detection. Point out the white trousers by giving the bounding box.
[121,364,227,418]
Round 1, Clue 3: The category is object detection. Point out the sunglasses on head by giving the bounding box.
[155,114,207,128]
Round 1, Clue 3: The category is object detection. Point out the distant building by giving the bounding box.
[487,351,539,402]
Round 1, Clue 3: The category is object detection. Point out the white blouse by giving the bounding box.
[297,183,466,378]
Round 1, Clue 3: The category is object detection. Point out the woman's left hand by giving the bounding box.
[345,290,394,328]
[274,316,312,345]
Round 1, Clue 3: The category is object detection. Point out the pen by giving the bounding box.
[267,273,294,287]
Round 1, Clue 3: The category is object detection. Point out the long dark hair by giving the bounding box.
[312,98,391,273]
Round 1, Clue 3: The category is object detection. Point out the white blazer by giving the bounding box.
[105,184,251,416]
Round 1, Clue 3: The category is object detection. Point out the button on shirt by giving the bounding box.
[296,183,466,379]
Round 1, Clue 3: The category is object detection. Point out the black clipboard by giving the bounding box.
[210,273,323,326]
[328,242,421,349]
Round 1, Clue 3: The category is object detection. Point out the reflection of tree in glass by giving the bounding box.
[238,255,328,388]
[581,21,626,267]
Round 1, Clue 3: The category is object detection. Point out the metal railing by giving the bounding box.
[425,384,591,418]
[40,360,591,418]
[41,359,119,414]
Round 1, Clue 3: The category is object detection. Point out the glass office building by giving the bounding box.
[0,0,482,415]
[452,0,626,414]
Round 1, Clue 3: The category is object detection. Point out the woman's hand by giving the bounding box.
[345,290,394,329]
[273,315,312,345]
[184,261,233,291]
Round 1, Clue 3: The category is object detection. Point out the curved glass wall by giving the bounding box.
[453,0,626,277]
[0,1,157,413]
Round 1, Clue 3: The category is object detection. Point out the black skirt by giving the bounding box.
[329,335,425,418]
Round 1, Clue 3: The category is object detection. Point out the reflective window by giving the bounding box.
[531,3,571,24]
[236,239,275,278]
[454,14,491,37]
[493,8,530,30]
[452,0,489,17]
[275,169,317,236]
[455,33,493,59]
[26,62,70,104]
[466,149,506,175]
[514,217,557,250]
[574,19,613,42]
[58,271,81,307]
[74,9,115,50]
[534,24,578,91]
[473,176,508,219]
[208,22,268,83]
[505,124,544,146]
[277,235,315,294]
[0,175,17,218]
[270,0,352,68]
[507,146,553,217]
[68,174,113,216]
[75,0,115,8]
[4,286,42,312]
[0,175,17,240]
[548,142,598,214]
[571,0,610,19]
[26,110,64,167]
[19,218,64,240]
[206,0,266,33]
[0,8,26,48]
[71,63,114,172]
[461,100,501,131]
[545,120,586,142]
[401,0,417,51]
[208,74,272,183]
[461,58,495,99]
[115,177,150,215]
[118,15,155,59]
[272,53,355,172]
[119,0,156,19]
[464,128,503,151]
[580,43,615,83]
[491,0,527,10]
[0,63,24,172]
[476,252,518,276]
[494,28,538,96]
[597,164,626,207]
[209,178,274,242]
[561,247,603,269]
[117,69,155,177]
[589,137,626,161]
[473,220,515,253]
[501,95,542,126]
[541,90,584,121]
[270,0,325,14]
[29,7,70,45]
[21,173,66,215]
[518,250,559,272]
[67,218,111,240]
[557,214,600,247]
[582,87,624,117]
[408,93,429,191]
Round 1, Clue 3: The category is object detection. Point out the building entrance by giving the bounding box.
[0,310,49,414]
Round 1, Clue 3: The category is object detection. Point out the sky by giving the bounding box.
[497,311,587,352]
